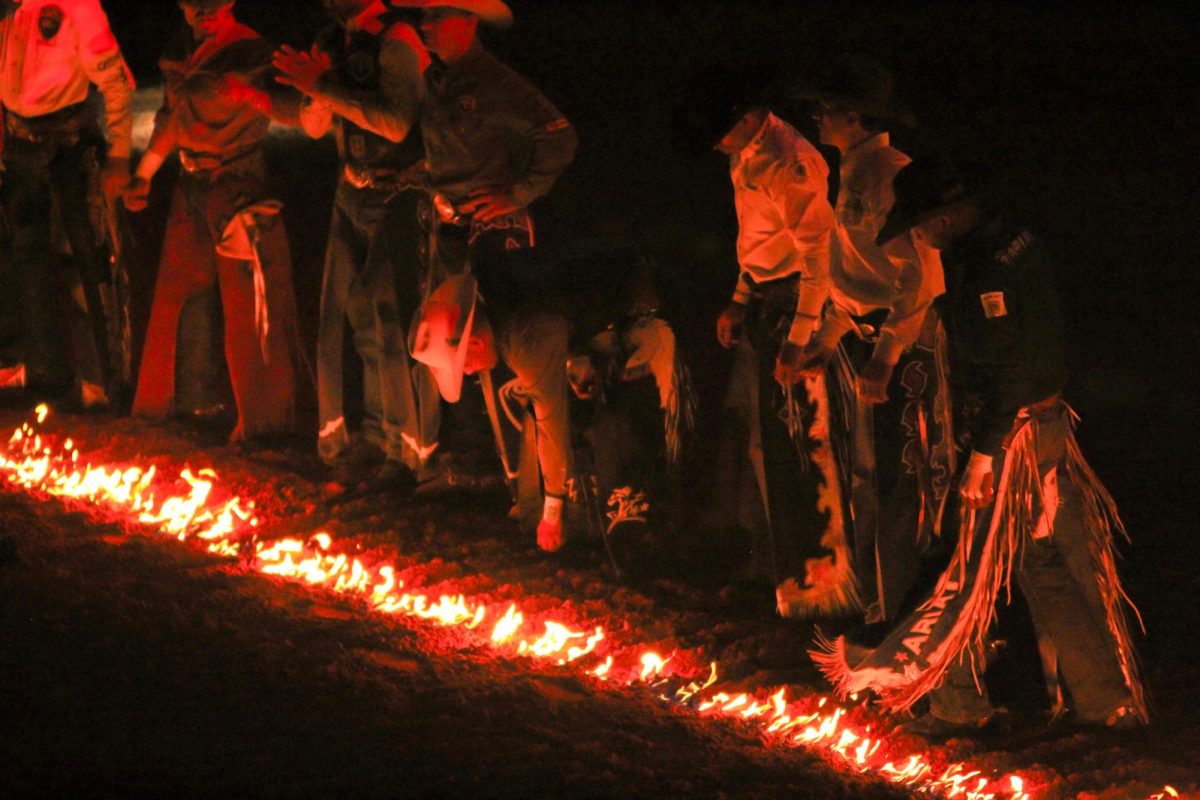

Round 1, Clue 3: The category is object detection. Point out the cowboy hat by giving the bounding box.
[384,0,513,28]
[875,159,968,246]
[792,56,917,128]
[409,274,479,403]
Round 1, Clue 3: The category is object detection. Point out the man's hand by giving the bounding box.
[219,75,270,114]
[123,177,151,212]
[716,301,747,349]
[567,355,601,401]
[960,451,995,510]
[101,157,131,207]
[273,44,333,97]
[459,186,520,223]
[774,341,805,386]
[856,356,894,404]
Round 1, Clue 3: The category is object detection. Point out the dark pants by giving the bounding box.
[930,404,1130,724]
[134,153,298,440]
[739,278,854,617]
[316,183,438,470]
[830,312,955,623]
[1,128,110,390]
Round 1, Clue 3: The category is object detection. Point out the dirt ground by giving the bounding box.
[1,408,1197,800]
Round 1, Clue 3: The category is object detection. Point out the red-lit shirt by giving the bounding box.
[0,0,134,157]
[729,113,834,345]
[146,21,301,162]
[813,133,944,364]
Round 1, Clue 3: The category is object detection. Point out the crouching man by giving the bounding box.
[410,273,570,551]
[812,160,1147,736]
[126,0,302,442]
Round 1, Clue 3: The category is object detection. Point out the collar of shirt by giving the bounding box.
[841,131,891,173]
[730,111,774,170]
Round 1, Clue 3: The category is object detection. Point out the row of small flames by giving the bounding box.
[1,405,1181,800]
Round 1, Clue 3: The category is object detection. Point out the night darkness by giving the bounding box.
[3,0,1199,797]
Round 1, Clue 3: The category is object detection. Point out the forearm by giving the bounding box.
[298,98,334,139]
[91,51,136,159]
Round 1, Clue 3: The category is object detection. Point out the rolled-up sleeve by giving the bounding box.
[767,156,833,341]
[874,232,944,364]
[73,0,135,158]
[313,30,425,144]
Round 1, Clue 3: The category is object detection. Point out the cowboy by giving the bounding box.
[389,0,577,311]
[686,66,853,619]
[552,243,694,572]
[410,273,571,551]
[813,159,1147,736]
[390,0,576,543]
[124,0,303,442]
[273,0,438,490]
[793,58,953,630]
[1,0,135,405]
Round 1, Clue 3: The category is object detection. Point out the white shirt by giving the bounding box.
[814,132,944,364]
[0,0,134,157]
[729,112,834,345]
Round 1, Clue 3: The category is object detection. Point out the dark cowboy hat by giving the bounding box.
[384,0,513,28]
[875,159,969,246]
[792,56,917,129]
[672,62,778,157]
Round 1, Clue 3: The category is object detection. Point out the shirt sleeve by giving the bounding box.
[873,230,944,364]
[765,155,833,344]
[312,28,425,144]
[72,0,135,158]
[501,75,579,208]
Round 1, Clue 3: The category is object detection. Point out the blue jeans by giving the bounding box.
[316,183,439,470]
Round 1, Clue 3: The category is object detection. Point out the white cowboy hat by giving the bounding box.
[409,274,479,403]
[385,0,513,28]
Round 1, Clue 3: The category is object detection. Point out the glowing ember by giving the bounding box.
[7,407,1178,800]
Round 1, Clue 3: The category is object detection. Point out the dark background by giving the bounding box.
[102,0,1197,690]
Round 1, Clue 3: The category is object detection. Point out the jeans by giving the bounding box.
[316,183,439,470]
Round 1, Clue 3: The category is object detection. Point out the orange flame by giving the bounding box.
[13,407,1172,800]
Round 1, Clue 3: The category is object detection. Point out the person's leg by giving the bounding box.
[174,284,224,415]
[926,647,997,725]
[364,190,437,472]
[750,292,851,618]
[316,187,359,462]
[53,141,113,392]
[5,142,70,389]
[503,312,571,548]
[1017,411,1131,722]
[133,180,216,419]
[215,212,297,441]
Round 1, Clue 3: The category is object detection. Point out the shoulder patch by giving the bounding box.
[980,291,1008,319]
[546,118,571,133]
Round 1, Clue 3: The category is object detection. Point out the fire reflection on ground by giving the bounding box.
[2,406,1178,800]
